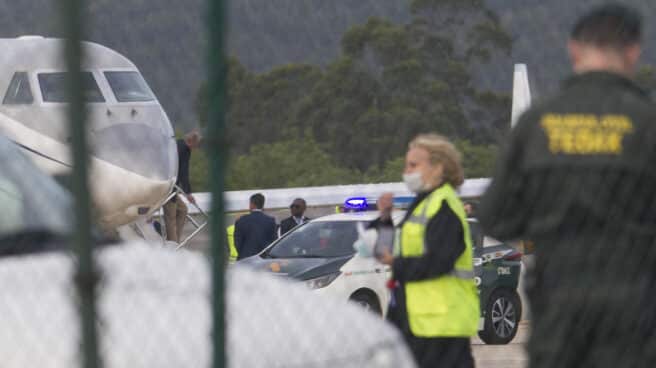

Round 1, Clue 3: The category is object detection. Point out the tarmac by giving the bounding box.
[472,322,528,368]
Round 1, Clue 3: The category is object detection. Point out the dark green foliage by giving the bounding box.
[454,140,498,178]
[191,138,499,191]
[190,146,209,193]
[225,138,360,190]
[190,0,513,189]
[364,156,406,183]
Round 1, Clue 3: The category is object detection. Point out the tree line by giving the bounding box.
[192,0,510,191]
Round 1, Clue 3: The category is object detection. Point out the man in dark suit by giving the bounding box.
[278,198,310,237]
[234,193,277,260]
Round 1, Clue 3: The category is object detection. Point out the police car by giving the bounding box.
[240,211,398,315]
[240,198,524,345]
[469,219,523,344]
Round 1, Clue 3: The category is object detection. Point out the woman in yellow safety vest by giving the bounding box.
[373,134,479,368]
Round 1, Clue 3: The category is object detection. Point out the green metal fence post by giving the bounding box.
[62,0,101,367]
[207,0,228,367]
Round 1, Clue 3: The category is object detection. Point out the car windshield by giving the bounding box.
[267,221,359,258]
[0,136,72,242]
[105,71,155,102]
[38,72,105,103]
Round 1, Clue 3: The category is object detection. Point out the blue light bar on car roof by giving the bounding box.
[343,195,416,212]
[344,197,369,211]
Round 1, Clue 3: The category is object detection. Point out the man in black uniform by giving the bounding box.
[479,4,656,367]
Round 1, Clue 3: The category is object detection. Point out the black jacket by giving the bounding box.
[279,216,310,237]
[479,71,656,297]
[234,211,277,260]
[176,139,192,194]
[480,72,656,242]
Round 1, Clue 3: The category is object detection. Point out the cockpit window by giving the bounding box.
[3,72,34,105]
[104,71,155,102]
[38,72,105,103]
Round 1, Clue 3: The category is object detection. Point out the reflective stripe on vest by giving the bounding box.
[397,184,480,337]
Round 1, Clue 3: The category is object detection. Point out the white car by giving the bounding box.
[240,207,524,345]
[240,211,402,316]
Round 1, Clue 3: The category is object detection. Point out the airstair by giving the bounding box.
[119,186,209,250]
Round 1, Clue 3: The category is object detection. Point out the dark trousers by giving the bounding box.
[407,335,474,368]
[528,286,656,368]
[527,234,656,368]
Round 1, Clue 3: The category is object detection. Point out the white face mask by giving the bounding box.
[403,172,425,193]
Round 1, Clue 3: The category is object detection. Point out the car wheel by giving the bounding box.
[479,288,522,345]
[350,291,382,316]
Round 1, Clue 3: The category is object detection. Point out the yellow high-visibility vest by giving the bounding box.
[398,184,479,337]
[226,225,238,262]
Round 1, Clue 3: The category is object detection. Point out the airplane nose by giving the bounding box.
[90,123,177,181]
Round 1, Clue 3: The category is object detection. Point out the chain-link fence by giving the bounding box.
[4,1,656,368]
[0,0,419,367]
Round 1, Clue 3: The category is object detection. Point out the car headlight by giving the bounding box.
[305,272,340,290]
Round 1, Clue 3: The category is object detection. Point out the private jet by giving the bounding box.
[0,36,178,230]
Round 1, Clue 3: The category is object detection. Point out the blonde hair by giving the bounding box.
[408,133,464,187]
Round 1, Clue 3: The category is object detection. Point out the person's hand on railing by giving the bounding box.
[186,194,196,205]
